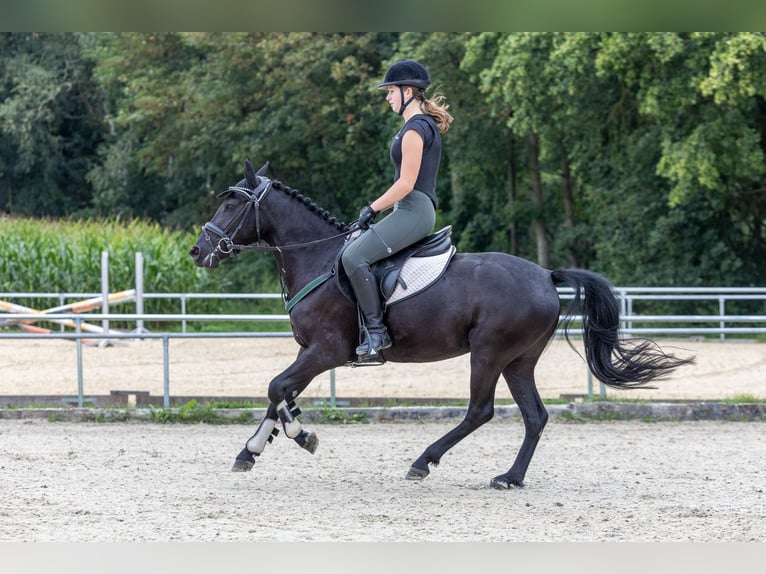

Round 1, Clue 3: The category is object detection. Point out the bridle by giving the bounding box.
[200,176,354,262]
[200,176,273,259]
[199,176,358,312]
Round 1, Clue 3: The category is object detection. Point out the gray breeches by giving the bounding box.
[341,189,436,275]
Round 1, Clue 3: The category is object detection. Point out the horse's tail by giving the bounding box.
[551,268,694,390]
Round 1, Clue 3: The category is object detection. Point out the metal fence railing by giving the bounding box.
[2,287,766,406]
[5,286,766,335]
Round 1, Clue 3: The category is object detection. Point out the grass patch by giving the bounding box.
[205,400,269,409]
[149,400,234,424]
[720,394,766,403]
[183,321,293,334]
[93,410,132,423]
[557,410,657,423]
[541,398,571,405]
[312,406,369,425]
[145,401,368,425]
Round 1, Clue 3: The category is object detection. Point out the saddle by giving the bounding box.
[337,225,456,308]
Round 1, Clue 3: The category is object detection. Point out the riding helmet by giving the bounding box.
[378,59,431,90]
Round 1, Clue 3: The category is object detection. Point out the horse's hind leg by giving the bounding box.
[490,356,549,489]
[406,352,502,481]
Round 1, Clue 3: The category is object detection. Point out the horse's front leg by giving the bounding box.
[269,346,341,453]
[232,399,318,472]
[232,346,340,471]
[275,398,319,453]
[232,403,280,471]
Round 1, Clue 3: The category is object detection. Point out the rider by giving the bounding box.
[341,59,454,363]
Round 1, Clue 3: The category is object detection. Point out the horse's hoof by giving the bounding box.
[296,430,318,454]
[232,448,256,472]
[231,458,255,472]
[490,476,523,490]
[405,465,429,480]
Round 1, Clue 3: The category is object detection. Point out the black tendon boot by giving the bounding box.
[349,265,392,362]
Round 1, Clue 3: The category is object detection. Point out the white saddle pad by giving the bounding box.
[386,246,455,306]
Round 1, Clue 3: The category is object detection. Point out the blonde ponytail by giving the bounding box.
[421,91,453,134]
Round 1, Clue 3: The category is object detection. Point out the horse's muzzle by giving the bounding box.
[189,244,219,269]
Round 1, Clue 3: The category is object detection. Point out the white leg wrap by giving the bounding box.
[277,400,303,439]
[245,418,277,454]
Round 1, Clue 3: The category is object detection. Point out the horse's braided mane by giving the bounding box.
[271,179,350,232]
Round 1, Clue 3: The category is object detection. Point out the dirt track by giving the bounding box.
[1,418,764,542]
[2,336,765,542]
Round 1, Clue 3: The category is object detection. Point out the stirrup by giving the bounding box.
[350,354,387,367]
[351,325,389,366]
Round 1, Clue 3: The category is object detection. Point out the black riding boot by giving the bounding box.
[349,265,392,360]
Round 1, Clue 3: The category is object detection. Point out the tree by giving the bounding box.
[0,33,104,217]
[464,32,766,286]
[592,32,766,285]
[398,33,520,255]
[464,33,603,268]
[4,33,766,289]
[85,32,398,229]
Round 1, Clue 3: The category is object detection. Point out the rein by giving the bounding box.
[234,230,352,253]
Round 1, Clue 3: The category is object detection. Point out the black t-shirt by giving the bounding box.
[389,114,441,207]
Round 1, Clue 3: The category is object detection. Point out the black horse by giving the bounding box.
[190,159,693,489]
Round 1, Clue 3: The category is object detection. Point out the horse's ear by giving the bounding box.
[256,161,270,177]
[244,159,258,188]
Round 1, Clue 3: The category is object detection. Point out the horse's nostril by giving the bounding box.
[190,246,199,257]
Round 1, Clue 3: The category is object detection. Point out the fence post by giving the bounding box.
[181,295,187,333]
[135,252,146,336]
[719,297,725,341]
[163,335,170,408]
[101,251,109,336]
[76,318,84,408]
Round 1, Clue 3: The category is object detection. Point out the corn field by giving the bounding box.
[0,216,286,328]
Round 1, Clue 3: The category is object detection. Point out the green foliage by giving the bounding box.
[2,32,766,287]
[82,32,397,227]
[313,406,369,425]
[148,399,235,424]
[0,215,200,299]
[206,400,269,409]
[144,401,371,425]
[0,33,104,217]
[721,394,766,404]
[93,409,131,423]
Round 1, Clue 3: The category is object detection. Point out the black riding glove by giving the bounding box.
[357,204,378,230]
